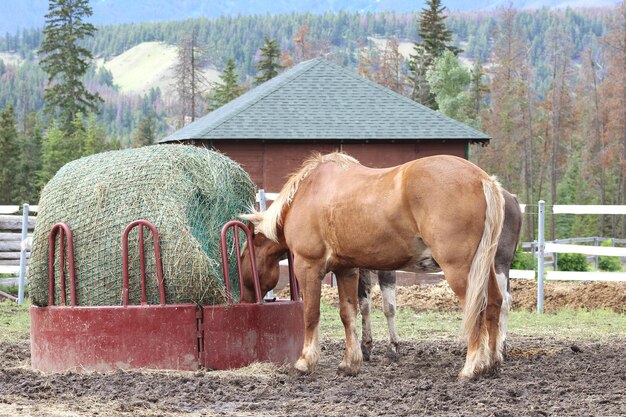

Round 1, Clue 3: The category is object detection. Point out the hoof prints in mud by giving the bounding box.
[1,337,625,416]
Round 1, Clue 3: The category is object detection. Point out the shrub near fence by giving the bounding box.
[598,240,622,272]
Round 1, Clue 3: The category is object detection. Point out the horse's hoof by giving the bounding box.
[294,359,313,375]
[458,366,482,381]
[457,374,475,383]
[484,366,500,378]
[458,362,499,381]
[337,362,360,377]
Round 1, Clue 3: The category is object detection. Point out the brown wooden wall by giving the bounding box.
[210,140,467,192]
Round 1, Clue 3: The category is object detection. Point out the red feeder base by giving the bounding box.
[30,300,304,373]
[30,304,200,372]
[30,220,304,373]
[203,300,304,370]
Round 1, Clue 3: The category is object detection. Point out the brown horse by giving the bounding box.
[240,152,505,379]
[359,189,523,363]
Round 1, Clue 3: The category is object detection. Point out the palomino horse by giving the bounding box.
[240,152,505,379]
[359,189,522,363]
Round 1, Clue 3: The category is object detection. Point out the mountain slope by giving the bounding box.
[100,42,221,96]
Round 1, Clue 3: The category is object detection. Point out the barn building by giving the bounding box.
[160,58,490,193]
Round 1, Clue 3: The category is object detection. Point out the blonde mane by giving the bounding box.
[241,152,359,242]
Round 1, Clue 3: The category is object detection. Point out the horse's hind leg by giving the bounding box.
[378,270,400,362]
[444,265,493,380]
[358,269,373,361]
[496,268,512,357]
[486,265,504,368]
[451,265,503,379]
[336,268,363,376]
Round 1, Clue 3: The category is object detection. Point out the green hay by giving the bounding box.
[28,145,255,306]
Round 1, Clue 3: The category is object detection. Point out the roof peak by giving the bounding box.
[160,57,490,143]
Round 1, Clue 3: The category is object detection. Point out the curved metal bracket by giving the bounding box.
[48,223,77,306]
[220,221,261,304]
[122,220,166,306]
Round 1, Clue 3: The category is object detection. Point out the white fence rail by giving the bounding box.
[544,243,626,258]
[0,205,38,214]
[552,205,626,215]
[546,271,626,281]
[535,201,626,313]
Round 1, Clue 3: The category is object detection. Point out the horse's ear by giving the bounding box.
[247,220,255,236]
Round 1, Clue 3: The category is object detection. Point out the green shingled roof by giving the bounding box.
[160,58,490,143]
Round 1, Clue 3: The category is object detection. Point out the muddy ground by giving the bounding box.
[1,280,625,417]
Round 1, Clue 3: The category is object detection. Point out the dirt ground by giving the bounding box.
[1,336,625,417]
[1,280,625,417]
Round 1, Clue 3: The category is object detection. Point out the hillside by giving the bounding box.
[100,42,221,96]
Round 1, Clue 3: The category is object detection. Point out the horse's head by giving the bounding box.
[239,219,286,303]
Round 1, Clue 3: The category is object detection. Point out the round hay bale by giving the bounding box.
[28,144,255,306]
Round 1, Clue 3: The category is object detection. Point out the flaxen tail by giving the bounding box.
[462,177,505,342]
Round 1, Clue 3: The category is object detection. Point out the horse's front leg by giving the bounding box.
[336,268,363,376]
[293,261,324,375]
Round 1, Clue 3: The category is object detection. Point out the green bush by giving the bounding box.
[0,285,19,295]
[557,253,588,272]
[598,240,622,272]
[511,246,534,270]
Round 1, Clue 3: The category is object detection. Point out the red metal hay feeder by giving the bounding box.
[30,220,303,372]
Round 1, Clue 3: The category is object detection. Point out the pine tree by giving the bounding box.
[209,59,243,110]
[16,111,43,204]
[409,0,460,109]
[254,36,283,85]
[38,0,103,133]
[417,0,460,59]
[131,115,155,148]
[0,105,20,204]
